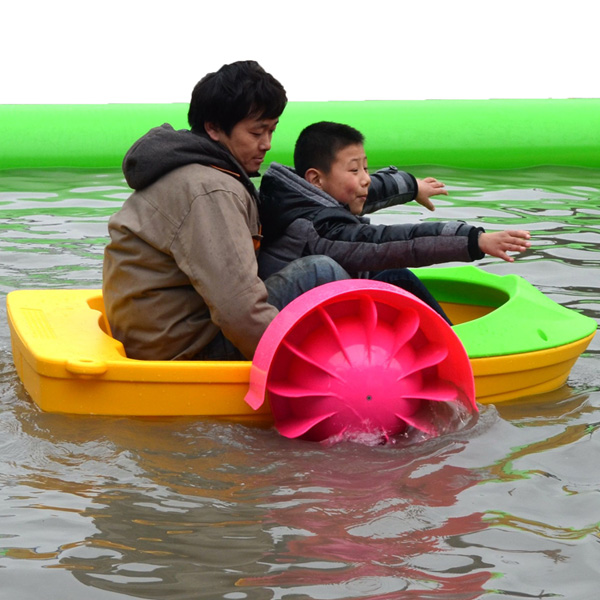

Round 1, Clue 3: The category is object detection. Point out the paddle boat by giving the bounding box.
[7,266,596,425]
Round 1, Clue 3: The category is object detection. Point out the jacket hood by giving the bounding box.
[122,124,256,194]
[259,162,355,240]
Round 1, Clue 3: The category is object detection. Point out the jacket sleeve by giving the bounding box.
[299,210,484,274]
[172,188,278,359]
[362,166,418,215]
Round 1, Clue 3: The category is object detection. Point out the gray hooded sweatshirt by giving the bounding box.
[103,124,277,361]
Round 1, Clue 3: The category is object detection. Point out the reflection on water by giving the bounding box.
[1,166,599,599]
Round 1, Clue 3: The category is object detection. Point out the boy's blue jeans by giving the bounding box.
[197,255,350,360]
[371,268,451,324]
[198,260,449,360]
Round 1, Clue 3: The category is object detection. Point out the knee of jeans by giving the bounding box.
[308,255,350,281]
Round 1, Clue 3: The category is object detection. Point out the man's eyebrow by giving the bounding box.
[256,118,279,127]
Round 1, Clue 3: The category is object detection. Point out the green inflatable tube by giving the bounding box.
[1,99,599,170]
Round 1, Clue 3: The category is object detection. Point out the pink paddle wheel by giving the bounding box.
[245,280,477,442]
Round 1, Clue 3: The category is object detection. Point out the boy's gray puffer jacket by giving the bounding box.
[258,163,484,279]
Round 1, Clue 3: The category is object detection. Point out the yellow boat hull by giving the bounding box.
[7,289,269,420]
[439,299,595,404]
[6,278,595,416]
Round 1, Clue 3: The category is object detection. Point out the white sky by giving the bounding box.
[2,0,597,103]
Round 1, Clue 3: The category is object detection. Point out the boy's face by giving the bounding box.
[314,144,371,214]
[206,115,279,174]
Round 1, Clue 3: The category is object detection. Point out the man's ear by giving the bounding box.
[204,122,222,142]
[304,167,323,188]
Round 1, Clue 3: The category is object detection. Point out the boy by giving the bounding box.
[103,63,349,362]
[258,121,531,319]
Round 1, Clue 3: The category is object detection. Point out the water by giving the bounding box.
[1,166,599,599]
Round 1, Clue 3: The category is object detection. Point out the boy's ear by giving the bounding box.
[304,168,323,189]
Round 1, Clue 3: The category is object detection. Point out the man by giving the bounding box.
[103,61,348,362]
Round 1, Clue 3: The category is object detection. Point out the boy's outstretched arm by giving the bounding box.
[415,177,448,211]
[478,230,532,262]
[363,167,417,214]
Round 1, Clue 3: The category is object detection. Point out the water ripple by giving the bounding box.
[0,166,599,599]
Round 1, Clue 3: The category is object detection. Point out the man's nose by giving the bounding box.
[260,133,272,151]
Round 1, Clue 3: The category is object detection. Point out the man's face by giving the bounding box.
[207,116,279,174]
[317,144,371,215]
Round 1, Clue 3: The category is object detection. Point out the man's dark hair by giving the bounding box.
[188,60,287,135]
[294,121,365,178]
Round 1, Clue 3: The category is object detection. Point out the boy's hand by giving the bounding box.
[478,230,532,262]
[415,177,447,211]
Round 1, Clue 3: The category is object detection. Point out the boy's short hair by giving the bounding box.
[294,121,365,178]
[188,60,287,135]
